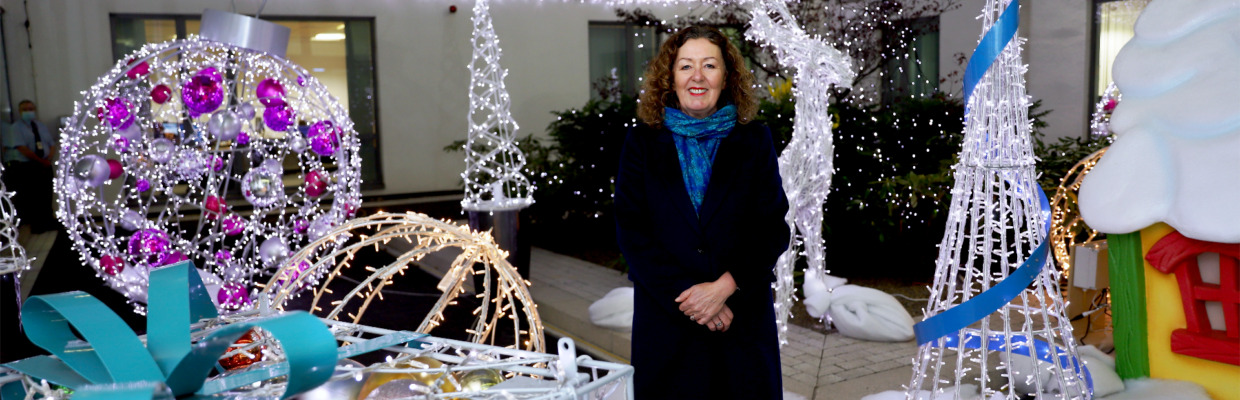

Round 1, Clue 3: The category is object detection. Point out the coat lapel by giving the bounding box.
[697,131,743,226]
[653,131,703,237]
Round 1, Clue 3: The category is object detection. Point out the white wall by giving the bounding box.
[1023,0,1090,141]
[2,0,689,196]
[3,0,1089,197]
[938,0,1092,141]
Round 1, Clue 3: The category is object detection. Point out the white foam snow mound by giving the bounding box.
[1078,0,1240,243]
[1001,345,1125,398]
[588,287,634,332]
[861,385,1001,400]
[1102,378,1213,400]
[802,271,915,342]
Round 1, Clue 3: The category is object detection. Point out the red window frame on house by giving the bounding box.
[1146,231,1240,366]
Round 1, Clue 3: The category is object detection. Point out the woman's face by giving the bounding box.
[673,38,726,119]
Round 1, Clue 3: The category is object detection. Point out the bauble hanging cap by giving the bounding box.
[198,9,290,58]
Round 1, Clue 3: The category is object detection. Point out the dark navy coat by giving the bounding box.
[616,121,791,399]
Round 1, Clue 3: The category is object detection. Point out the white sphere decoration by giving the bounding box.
[55,22,362,314]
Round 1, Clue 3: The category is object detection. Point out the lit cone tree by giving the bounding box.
[905,0,1092,398]
[461,0,534,212]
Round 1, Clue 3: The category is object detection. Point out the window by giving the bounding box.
[109,15,383,189]
[1090,0,1149,102]
[882,17,940,105]
[588,22,658,99]
[1146,231,1240,366]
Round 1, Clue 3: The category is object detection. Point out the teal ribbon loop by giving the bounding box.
[1,261,341,399]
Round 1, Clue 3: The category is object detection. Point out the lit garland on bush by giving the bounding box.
[904,0,1091,398]
[266,212,545,353]
[55,34,362,314]
[461,0,535,212]
[745,0,855,346]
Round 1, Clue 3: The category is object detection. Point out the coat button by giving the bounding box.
[697,248,705,254]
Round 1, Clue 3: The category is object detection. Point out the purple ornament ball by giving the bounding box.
[135,179,151,192]
[217,282,249,310]
[263,104,295,132]
[307,121,339,156]
[255,78,286,107]
[182,67,225,114]
[127,228,170,266]
[104,98,133,129]
[237,131,251,146]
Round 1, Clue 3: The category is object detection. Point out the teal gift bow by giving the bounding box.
[0,260,418,399]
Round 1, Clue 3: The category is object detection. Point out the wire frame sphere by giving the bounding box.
[1049,148,1108,281]
[265,212,545,353]
[0,165,29,277]
[55,35,362,313]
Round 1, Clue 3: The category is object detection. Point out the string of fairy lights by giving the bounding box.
[55,35,362,314]
[745,0,855,346]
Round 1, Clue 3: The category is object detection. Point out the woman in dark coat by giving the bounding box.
[615,26,791,399]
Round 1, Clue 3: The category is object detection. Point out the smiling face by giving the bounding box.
[673,38,726,119]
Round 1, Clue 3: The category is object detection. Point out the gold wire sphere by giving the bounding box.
[263,211,544,353]
[1049,147,1109,284]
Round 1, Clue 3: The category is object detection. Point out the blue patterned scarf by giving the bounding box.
[665,104,737,216]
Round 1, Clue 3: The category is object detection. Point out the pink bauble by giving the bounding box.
[106,159,124,180]
[100,255,125,276]
[294,219,309,234]
[151,84,172,104]
[126,59,150,79]
[305,170,328,197]
[205,195,225,219]
[255,78,286,107]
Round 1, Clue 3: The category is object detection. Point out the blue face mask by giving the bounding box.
[20,111,35,123]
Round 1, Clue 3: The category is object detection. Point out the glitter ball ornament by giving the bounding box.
[54,14,362,313]
[218,281,250,310]
[264,103,296,132]
[182,67,225,116]
[304,170,328,197]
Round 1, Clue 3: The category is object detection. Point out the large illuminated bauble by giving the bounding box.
[356,356,455,399]
[363,380,431,400]
[54,31,362,314]
[457,368,504,392]
[292,359,367,400]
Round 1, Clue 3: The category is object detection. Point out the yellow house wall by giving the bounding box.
[1140,223,1240,400]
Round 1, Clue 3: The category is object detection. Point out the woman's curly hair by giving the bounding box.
[637,25,758,128]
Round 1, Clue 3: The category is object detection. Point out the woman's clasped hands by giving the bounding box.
[674,272,737,332]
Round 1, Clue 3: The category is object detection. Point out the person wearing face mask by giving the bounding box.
[3,100,58,233]
[615,26,790,398]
